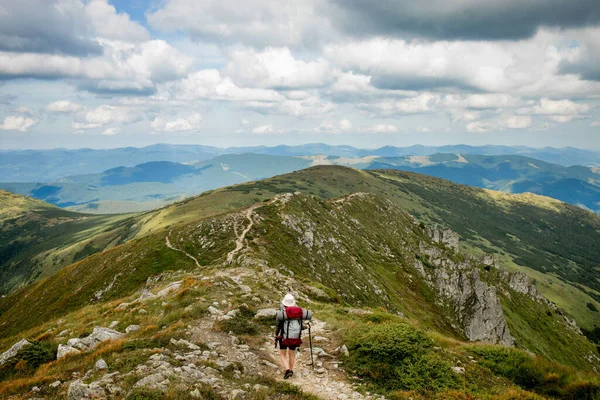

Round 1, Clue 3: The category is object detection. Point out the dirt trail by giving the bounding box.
[165,232,202,268]
[226,205,258,263]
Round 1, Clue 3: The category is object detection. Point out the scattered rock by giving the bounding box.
[0,338,31,367]
[254,308,278,319]
[157,281,182,298]
[138,309,148,315]
[262,360,278,369]
[115,302,131,310]
[340,344,349,357]
[138,289,157,301]
[190,388,202,398]
[49,380,62,388]
[108,321,119,329]
[452,366,465,374]
[313,336,330,342]
[170,338,201,350]
[31,386,40,392]
[95,359,108,370]
[133,373,170,392]
[230,389,246,399]
[66,326,124,352]
[208,306,222,315]
[67,379,106,400]
[57,344,81,359]
[125,325,140,333]
[316,367,326,374]
[226,309,240,318]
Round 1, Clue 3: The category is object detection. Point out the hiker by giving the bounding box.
[275,293,312,379]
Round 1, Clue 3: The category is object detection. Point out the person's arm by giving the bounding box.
[275,319,284,337]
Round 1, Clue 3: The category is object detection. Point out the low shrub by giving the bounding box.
[126,387,164,400]
[0,340,58,381]
[469,345,600,399]
[20,340,57,370]
[345,322,460,393]
[219,306,259,336]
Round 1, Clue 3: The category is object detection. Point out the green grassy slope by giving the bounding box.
[3,166,600,334]
[0,190,141,295]
[1,187,597,375]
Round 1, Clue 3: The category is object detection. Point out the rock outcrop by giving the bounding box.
[507,272,545,302]
[57,344,81,359]
[433,263,515,346]
[0,338,31,367]
[417,228,514,346]
[426,225,460,251]
[65,326,123,353]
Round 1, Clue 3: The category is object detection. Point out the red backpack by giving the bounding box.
[281,306,309,347]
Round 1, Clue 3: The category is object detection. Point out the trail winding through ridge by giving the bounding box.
[165,232,202,268]
[226,205,258,263]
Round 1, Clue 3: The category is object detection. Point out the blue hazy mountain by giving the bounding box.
[1,144,598,182]
[2,152,599,214]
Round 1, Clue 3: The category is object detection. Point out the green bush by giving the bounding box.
[345,322,460,393]
[469,345,600,399]
[219,305,259,335]
[126,387,164,400]
[20,340,57,369]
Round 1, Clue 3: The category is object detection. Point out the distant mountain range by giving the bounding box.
[1,143,598,182]
[1,152,600,214]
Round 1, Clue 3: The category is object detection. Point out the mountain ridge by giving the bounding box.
[2,144,598,183]
[2,152,599,214]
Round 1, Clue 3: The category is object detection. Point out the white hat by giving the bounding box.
[281,294,296,307]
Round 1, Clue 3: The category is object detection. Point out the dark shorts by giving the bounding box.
[278,339,299,351]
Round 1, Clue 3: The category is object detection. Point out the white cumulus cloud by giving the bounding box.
[45,100,85,113]
[151,113,203,132]
[251,124,275,134]
[0,115,38,132]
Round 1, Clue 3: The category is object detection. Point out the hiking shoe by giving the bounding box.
[288,370,294,378]
[283,369,291,379]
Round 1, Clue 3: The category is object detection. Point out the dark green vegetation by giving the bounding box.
[0,340,57,382]
[346,322,458,393]
[469,346,600,399]
[0,190,138,295]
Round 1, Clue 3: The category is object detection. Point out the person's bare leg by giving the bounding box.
[289,348,296,371]
[279,349,290,370]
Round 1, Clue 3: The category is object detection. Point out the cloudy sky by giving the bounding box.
[0,0,599,149]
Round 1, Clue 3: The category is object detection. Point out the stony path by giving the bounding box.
[189,312,370,400]
[263,319,368,400]
[165,232,202,268]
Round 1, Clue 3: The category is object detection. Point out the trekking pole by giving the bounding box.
[308,322,314,370]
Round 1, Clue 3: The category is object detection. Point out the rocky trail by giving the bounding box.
[189,312,378,400]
